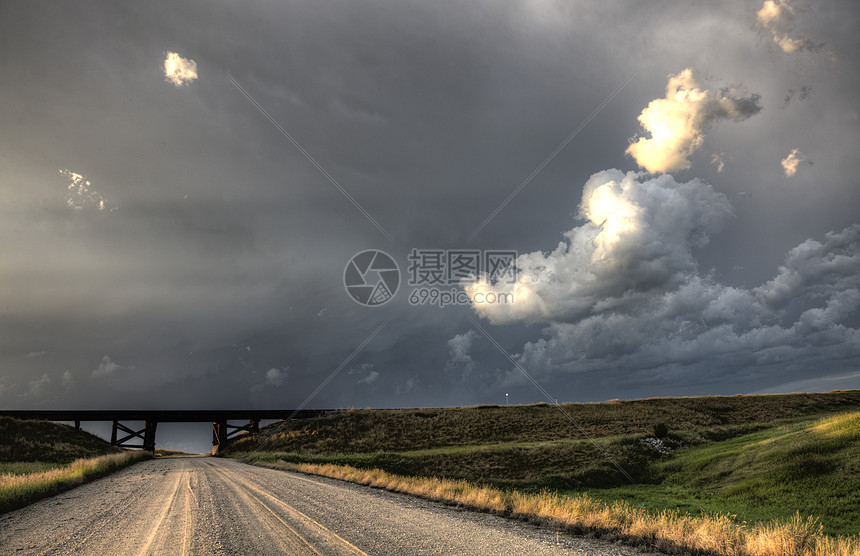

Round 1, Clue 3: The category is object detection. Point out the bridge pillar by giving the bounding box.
[212,419,228,455]
[249,418,260,433]
[143,420,158,453]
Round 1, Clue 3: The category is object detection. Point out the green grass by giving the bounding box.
[0,416,152,513]
[0,461,65,475]
[572,412,860,536]
[0,417,123,463]
[227,391,860,455]
[0,451,152,514]
[236,433,658,490]
[230,391,860,539]
[264,461,860,556]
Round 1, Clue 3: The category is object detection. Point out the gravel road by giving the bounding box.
[0,456,650,555]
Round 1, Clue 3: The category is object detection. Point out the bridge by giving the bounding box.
[0,410,331,454]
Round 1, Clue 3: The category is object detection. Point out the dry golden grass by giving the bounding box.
[280,462,859,556]
[0,451,151,513]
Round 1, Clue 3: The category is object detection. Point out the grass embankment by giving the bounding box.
[577,412,860,537]
[0,417,152,513]
[229,391,860,553]
[0,451,151,513]
[0,416,124,462]
[228,392,860,455]
[258,459,859,556]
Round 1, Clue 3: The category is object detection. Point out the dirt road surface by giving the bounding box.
[0,456,648,555]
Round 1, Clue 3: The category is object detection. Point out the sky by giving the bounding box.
[1,0,859,452]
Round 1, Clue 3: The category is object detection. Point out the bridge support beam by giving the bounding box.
[110,419,158,453]
[211,418,261,454]
[212,419,228,455]
[143,420,158,453]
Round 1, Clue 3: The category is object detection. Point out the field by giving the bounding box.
[578,412,860,536]
[228,390,860,550]
[0,417,151,513]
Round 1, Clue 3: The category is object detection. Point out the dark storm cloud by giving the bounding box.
[0,0,858,420]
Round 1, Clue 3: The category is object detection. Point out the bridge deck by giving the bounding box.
[0,410,330,422]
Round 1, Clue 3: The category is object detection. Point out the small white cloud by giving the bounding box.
[60,169,114,211]
[61,370,74,388]
[446,330,478,373]
[24,351,46,359]
[626,69,761,173]
[711,152,728,173]
[91,355,123,378]
[756,0,815,54]
[265,367,287,387]
[25,374,51,399]
[781,148,812,177]
[395,377,417,395]
[349,363,379,385]
[163,52,198,87]
[358,370,380,385]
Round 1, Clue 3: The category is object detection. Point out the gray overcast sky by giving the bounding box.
[1,0,859,450]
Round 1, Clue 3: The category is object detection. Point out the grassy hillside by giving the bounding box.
[0,417,122,466]
[228,391,860,454]
[229,391,860,536]
[574,411,860,536]
[0,417,149,514]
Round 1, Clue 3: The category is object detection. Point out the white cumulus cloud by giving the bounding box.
[466,169,734,324]
[446,330,478,373]
[464,170,860,385]
[756,0,815,54]
[626,69,761,174]
[91,355,124,378]
[163,51,198,87]
[265,367,287,387]
[781,148,812,177]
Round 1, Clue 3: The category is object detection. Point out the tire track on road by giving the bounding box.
[1,457,652,556]
[136,470,184,556]
[205,461,322,554]
[207,461,368,556]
